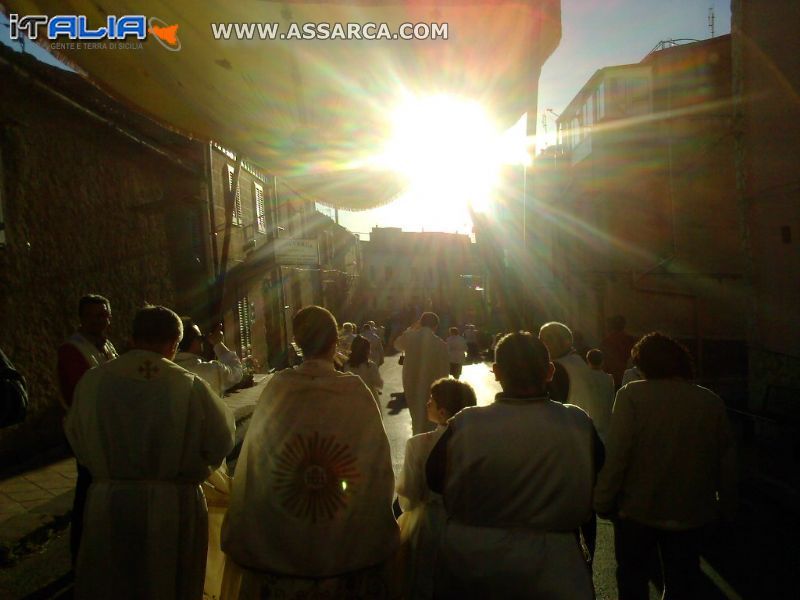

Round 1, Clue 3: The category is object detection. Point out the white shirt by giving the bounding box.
[174,343,243,398]
[345,360,384,403]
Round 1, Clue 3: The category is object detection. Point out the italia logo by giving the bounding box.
[8,14,181,51]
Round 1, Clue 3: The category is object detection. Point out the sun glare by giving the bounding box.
[377,95,530,222]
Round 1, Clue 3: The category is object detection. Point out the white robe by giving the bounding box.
[174,342,244,398]
[221,359,399,583]
[394,328,450,435]
[65,350,235,600]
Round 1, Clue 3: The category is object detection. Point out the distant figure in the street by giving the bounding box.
[584,349,615,443]
[338,322,356,354]
[394,312,450,435]
[573,330,592,363]
[397,378,477,599]
[595,332,737,600]
[174,317,243,398]
[426,332,600,598]
[361,322,385,366]
[65,305,235,599]
[464,325,479,363]
[57,293,118,565]
[601,315,637,388]
[445,327,468,379]
[222,306,399,599]
[344,334,384,403]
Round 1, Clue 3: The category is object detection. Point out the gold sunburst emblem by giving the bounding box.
[273,432,360,522]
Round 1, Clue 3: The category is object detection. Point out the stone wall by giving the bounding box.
[0,57,202,464]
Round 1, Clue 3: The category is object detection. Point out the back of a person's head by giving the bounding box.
[586,348,604,368]
[78,293,110,317]
[430,378,477,417]
[342,322,354,334]
[132,305,182,345]
[348,335,371,367]
[631,332,694,380]
[449,327,459,336]
[420,312,439,330]
[178,317,200,351]
[293,305,338,358]
[361,323,372,332]
[495,332,550,392]
[539,322,573,351]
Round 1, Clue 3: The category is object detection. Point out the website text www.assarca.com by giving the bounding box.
[210,21,448,41]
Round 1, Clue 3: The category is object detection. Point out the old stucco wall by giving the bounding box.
[0,63,200,465]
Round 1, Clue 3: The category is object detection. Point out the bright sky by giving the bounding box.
[1,1,731,238]
[338,0,731,238]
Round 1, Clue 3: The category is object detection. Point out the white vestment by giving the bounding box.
[221,359,399,585]
[394,328,450,435]
[436,399,596,599]
[174,342,243,398]
[65,350,235,600]
[396,426,447,599]
[557,353,614,442]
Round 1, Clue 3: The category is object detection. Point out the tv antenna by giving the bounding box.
[708,6,716,38]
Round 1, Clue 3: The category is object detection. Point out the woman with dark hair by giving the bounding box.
[595,332,737,600]
[344,335,384,403]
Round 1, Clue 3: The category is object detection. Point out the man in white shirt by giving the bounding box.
[445,327,468,379]
[66,305,235,599]
[394,312,450,435]
[174,318,243,398]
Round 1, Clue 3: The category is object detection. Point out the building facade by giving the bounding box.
[537,35,747,387]
[357,227,482,335]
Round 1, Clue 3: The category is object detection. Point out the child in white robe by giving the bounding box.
[396,378,477,599]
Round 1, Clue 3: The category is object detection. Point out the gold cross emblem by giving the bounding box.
[138,360,159,380]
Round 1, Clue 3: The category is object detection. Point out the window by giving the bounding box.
[254,182,266,233]
[227,165,243,226]
[236,296,253,357]
[596,82,605,120]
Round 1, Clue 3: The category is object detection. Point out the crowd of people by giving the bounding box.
[55,294,737,599]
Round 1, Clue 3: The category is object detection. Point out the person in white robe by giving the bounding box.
[174,318,243,398]
[65,306,235,600]
[445,327,468,379]
[222,306,399,599]
[396,378,477,599]
[426,332,601,599]
[393,312,450,435]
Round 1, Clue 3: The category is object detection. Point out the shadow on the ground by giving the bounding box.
[386,392,407,415]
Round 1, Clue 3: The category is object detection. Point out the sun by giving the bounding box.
[375,95,531,231]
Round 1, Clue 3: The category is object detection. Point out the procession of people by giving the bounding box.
[54,293,736,600]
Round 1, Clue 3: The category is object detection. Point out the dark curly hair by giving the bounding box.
[631,332,694,380]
